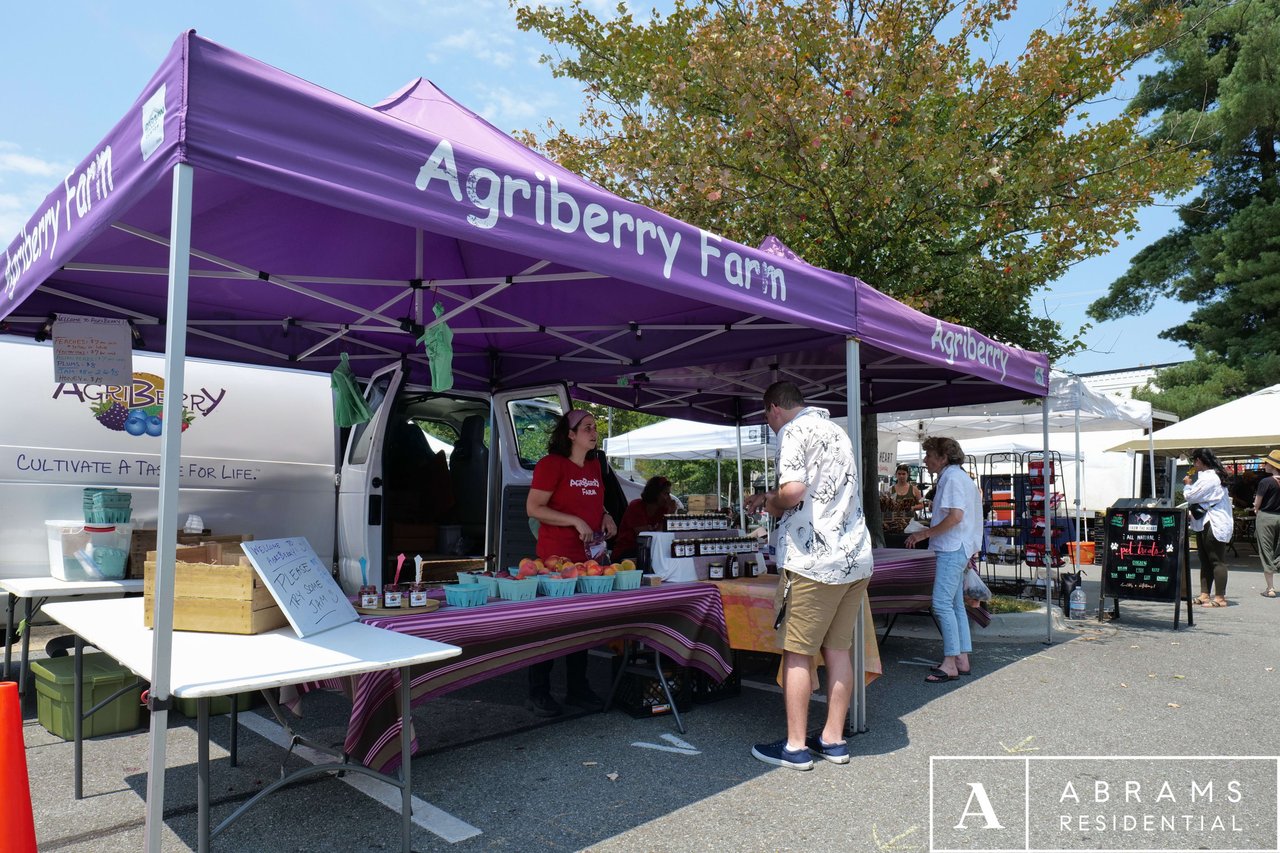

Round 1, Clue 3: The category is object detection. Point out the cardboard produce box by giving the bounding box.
[143,542,287,635]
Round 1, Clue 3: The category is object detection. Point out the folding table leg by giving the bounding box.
[74,637,84,800]
[3,593,14,681]
[399,665,413,853]
[650,652,685,735]
[198,698,210,853]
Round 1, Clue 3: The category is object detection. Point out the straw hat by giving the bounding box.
[1264,449,1280,470]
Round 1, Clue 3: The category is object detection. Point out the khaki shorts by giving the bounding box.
[773,570,869,656]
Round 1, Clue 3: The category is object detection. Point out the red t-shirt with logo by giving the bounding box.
[531,454,604,562]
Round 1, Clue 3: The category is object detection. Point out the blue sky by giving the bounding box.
[0,1,1194,375]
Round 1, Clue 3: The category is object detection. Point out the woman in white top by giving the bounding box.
[1183,447,1234,607]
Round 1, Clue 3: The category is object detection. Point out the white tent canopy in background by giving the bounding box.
[1108,383,1280,456]
[877,370,1152,440]
[604,419,773,461]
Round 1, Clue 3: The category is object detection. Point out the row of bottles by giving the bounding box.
[664,512,733,532]
[708,553,765,580]
[671,536,759,557]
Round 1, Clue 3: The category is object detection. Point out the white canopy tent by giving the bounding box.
[604,419,773,461]
[1108,383,1280,456]
[879,371,1156,537]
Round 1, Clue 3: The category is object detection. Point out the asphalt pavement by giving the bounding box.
[14,551,1279,852]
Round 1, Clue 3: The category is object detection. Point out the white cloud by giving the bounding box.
[0,142,64,179]
[433,28,518,69]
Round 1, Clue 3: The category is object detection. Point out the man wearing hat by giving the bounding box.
[1255,449,1280,597]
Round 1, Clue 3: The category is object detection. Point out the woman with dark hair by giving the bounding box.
[881,464,924,541]
[613,476,676,559]
[1183,447,1234,607]
[524,409,617,715]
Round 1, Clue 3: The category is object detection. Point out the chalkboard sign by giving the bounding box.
[1101,507,1191,625]
[241,537,357,637]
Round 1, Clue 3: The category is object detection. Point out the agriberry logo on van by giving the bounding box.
[52,372,226,437]
[929,756,1278,852]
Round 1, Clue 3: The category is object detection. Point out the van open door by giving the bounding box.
[336,363,404,592]
[489,385,571,570]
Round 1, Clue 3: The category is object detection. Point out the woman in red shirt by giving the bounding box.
[524,409,617,716]
[613,476,675,558]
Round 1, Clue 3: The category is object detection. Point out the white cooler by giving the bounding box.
[45,521,135,581]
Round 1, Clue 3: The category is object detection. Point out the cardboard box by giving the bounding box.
[31,652,145,740]
[143,543,288,635]
[685,494,720,513]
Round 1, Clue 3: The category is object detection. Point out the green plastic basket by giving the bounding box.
[576,575,615,595]
[612,570,643,591]
[537,576,577,598]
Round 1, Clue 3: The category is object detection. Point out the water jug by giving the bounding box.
[1069,585,1087,620]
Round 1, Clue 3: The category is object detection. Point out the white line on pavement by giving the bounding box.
[236,712,482,843]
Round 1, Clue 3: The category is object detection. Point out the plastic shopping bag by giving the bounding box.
[963,565,992,602]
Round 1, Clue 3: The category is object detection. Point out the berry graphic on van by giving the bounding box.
[92,400,128,431]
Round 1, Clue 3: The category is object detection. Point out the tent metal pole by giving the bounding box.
[1148,432,1157,502]
[1042,400,1054,646]
[735,427,746,531]
[1074,377,1084,541]
[845,337,866,732]
[145,162,194,853]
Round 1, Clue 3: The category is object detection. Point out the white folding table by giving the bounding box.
[1,575,145,695]
[42,597,460,853]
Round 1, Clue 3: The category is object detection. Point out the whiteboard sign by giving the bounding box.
[241,537,356,638]
[51,314,133,384]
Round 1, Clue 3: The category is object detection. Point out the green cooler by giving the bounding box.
[30,652,145,740]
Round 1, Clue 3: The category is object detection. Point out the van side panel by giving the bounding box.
[0,341,336,578]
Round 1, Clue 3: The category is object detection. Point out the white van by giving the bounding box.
[0,340,337,579]
[1,341,630,595]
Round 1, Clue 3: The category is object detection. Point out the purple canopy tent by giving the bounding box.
[2,32,1050,850]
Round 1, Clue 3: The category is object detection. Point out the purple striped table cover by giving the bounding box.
[337,583,732,773]
[866,548,992,628]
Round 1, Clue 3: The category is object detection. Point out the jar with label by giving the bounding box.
[359,585,380,608]
[408,582,429,608]
[726,553,740,579]
[382,583,402,609]
[708,560,725,579]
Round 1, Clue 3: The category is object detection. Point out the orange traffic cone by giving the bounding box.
[0,681,37,852]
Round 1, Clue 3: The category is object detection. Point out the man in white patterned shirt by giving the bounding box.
[744,381,873,770]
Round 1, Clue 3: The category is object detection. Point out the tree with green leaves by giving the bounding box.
[515,0,1204,359]
[1089,0,1280,414]
[515,0,1205,540]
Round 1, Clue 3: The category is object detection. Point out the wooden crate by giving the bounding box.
[143,543,287,635]
[128,530,253,578]
[685,494,719,513]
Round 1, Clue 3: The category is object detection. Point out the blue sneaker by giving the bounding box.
[805,734,850,764]
[751,739,813,770]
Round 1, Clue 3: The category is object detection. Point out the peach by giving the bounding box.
[619,559,637,572]
[518,557,540,575]
[603,566,617,576]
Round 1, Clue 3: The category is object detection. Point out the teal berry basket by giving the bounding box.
[612,570,643,591]
[537,576,577,598]
[497,576,539,602]
[457,571,499,597]
[576,575,615,595]
[443,583,488,608]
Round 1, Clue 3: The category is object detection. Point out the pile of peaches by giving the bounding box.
[512,556,638,580]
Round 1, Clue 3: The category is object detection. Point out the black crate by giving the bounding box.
[690,667,740,704]
[614,666,691,718]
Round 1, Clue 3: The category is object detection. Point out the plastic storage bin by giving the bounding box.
[176,692,255,717]
[46,521,135,581]
[30,652,144,740]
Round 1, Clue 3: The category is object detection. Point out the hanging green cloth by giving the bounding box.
[417,302,454,392]
[331,352,372,427]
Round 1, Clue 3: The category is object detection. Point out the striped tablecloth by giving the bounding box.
[341,583,732,773]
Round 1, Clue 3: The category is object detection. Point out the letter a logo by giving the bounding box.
[954,782,1005,830]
